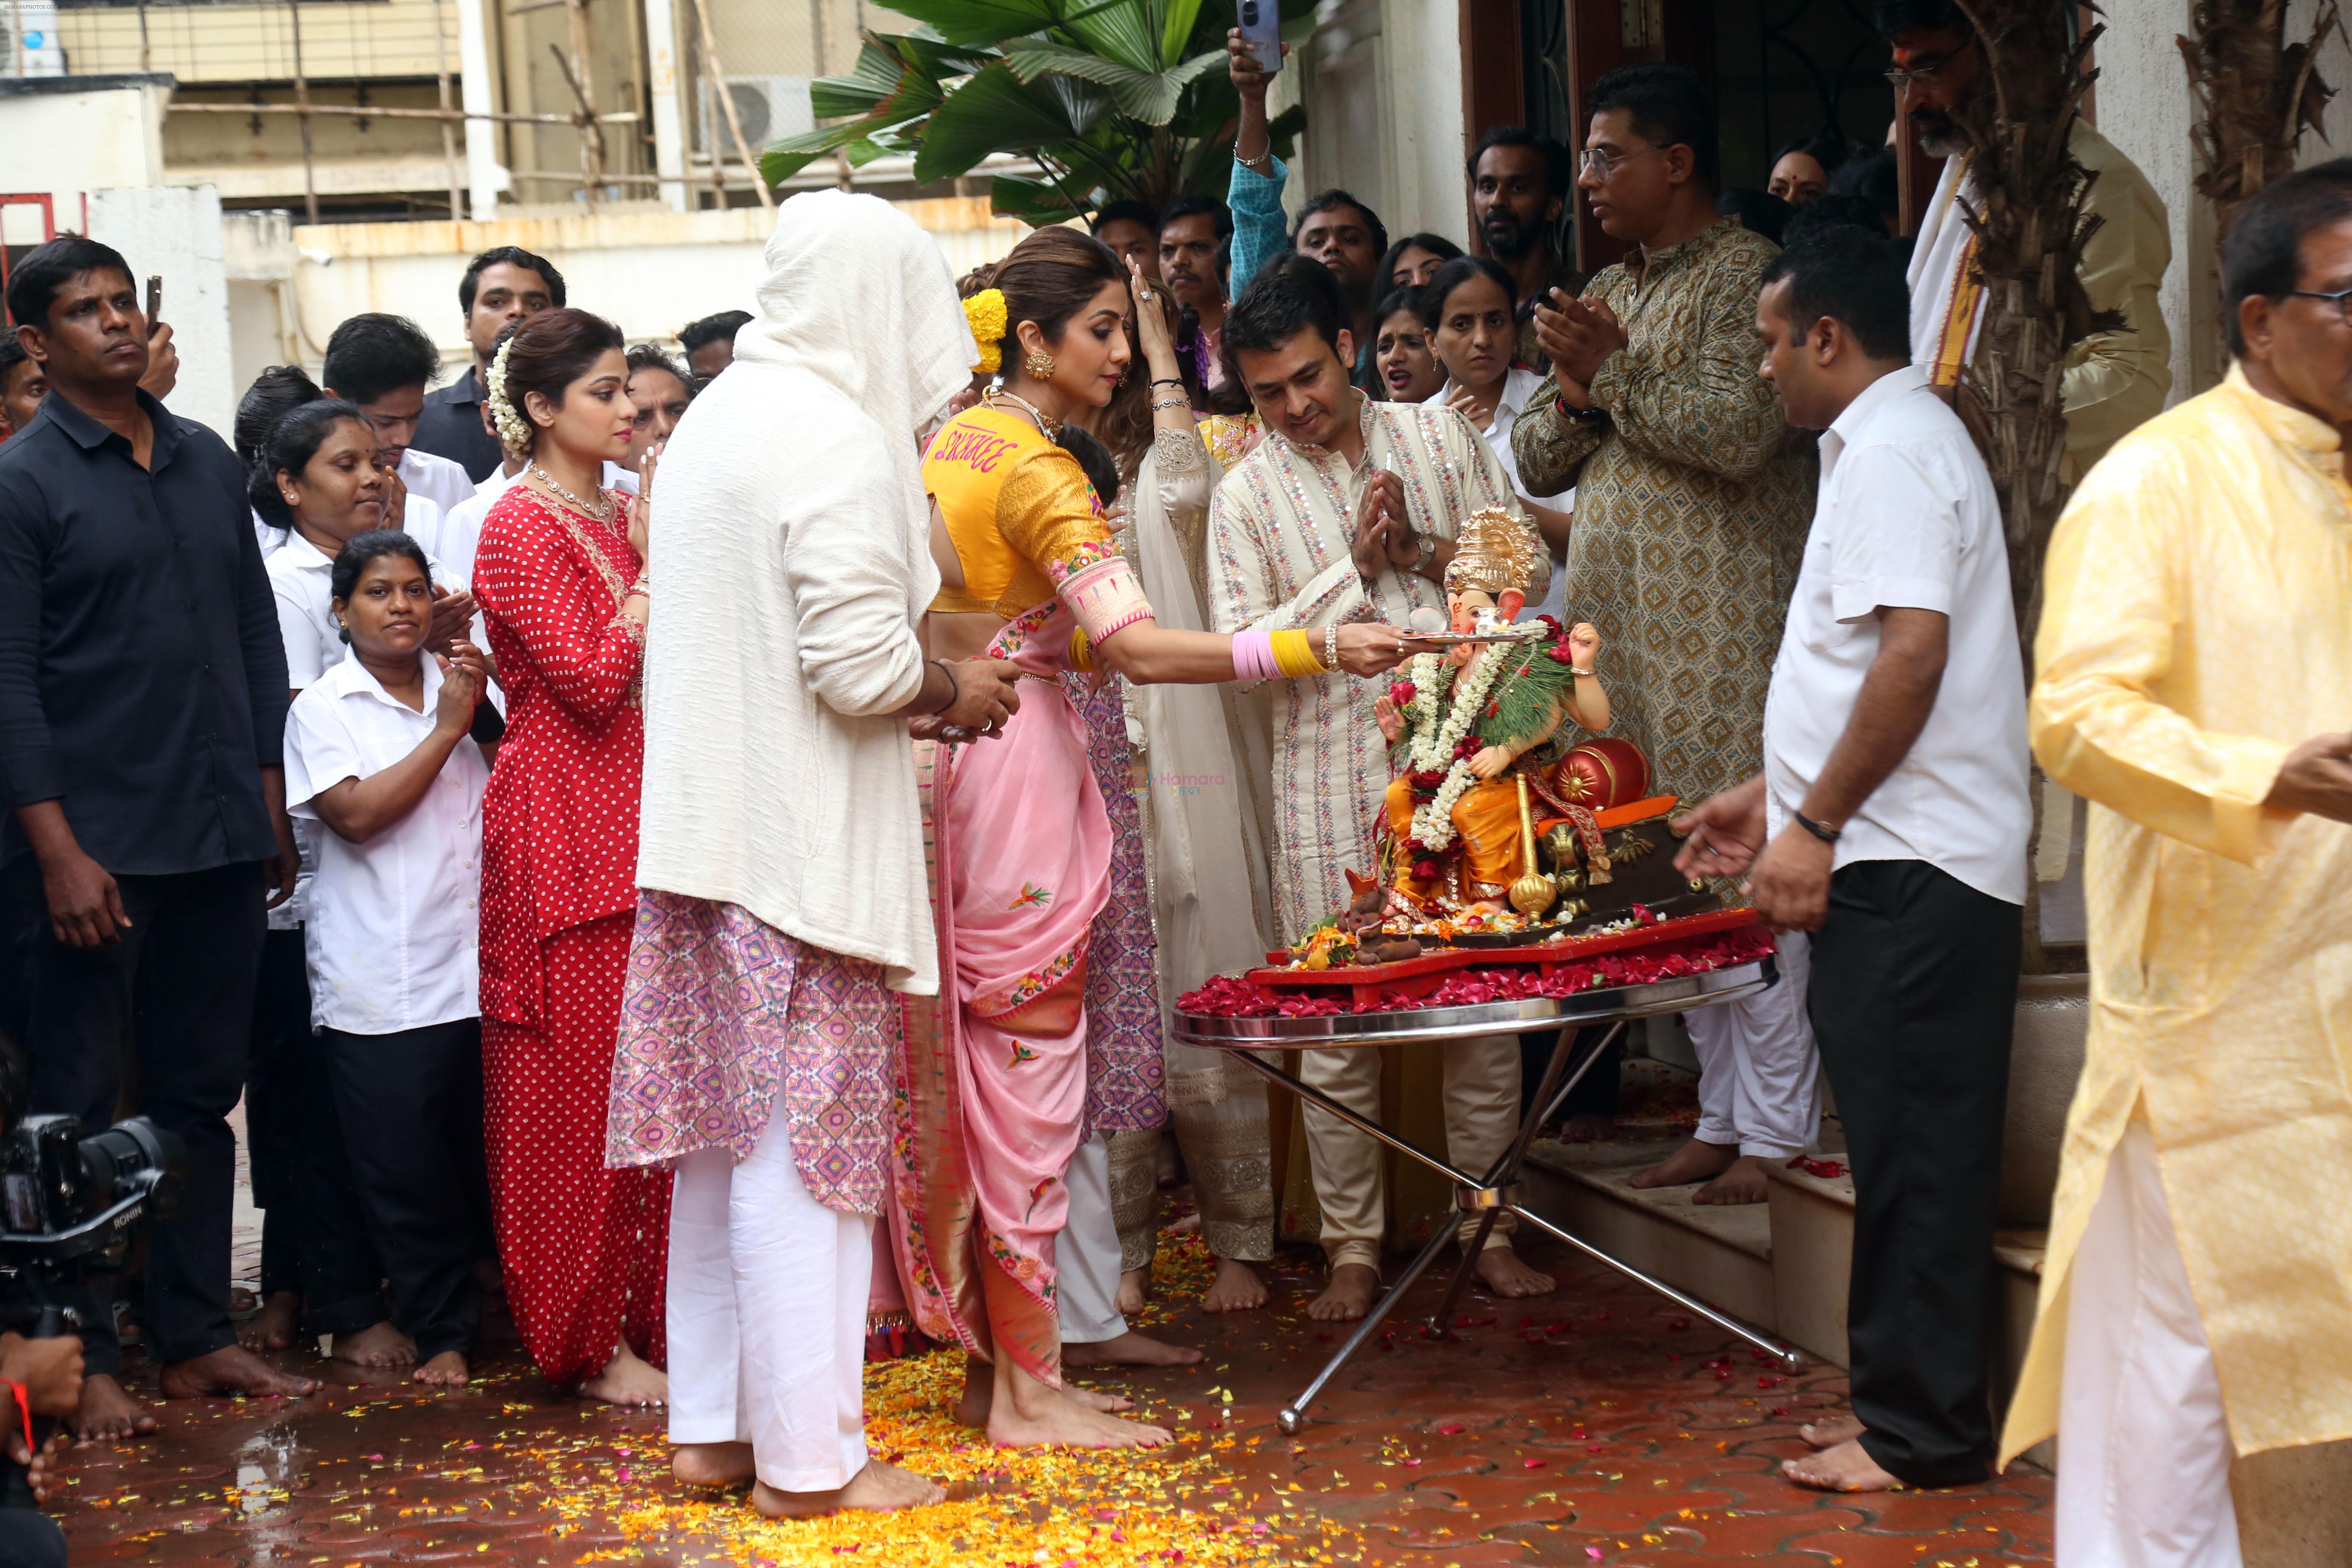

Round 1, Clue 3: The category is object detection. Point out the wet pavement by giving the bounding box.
[46,1228,2052,1566]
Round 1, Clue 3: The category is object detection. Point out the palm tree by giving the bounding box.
[760,0,1306,223]
[2179,0,2343,245]
[1943,0,2112,644]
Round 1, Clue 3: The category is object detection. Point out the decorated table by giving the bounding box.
[1174,905,1804,1433]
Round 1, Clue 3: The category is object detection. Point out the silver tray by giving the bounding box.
[1171,956,1774,1049]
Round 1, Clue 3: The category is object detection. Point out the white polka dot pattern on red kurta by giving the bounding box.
[471,484,668,1386]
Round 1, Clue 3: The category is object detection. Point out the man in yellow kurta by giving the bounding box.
[2008,162,2352,1564]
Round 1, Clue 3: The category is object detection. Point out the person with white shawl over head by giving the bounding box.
[604,191,1020,1519]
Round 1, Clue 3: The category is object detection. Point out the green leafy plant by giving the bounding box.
[760,0,1308,223]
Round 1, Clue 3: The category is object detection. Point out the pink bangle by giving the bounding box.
[1230,625,1279,681]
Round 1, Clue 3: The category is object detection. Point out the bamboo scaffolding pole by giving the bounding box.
[168,102,641,126]
[688,0,772,209]
[430,0,464,219]
[289,0,319,224]
[558,0,606,209]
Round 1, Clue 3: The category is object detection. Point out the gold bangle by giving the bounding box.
[1067,626,1095,673]
[1270,627,1327,677]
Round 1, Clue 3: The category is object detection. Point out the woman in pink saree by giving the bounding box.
[899,227,1409,1448]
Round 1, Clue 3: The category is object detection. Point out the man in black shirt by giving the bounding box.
[0,236,318,1438]
[410,245,565,481]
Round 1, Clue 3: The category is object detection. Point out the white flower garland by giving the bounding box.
[1402,648,1508,852]
[484,335,534,457]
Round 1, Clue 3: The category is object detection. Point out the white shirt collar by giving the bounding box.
[1819,363,1931,472]
[318,647,443,713]
[282,530,337,571]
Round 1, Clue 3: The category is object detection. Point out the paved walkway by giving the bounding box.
[47,1226,2052,1566]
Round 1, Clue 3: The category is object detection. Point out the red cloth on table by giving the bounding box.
[472,484,667,1384]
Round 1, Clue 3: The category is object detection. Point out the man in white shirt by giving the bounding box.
[322,314,478,519]
[1675,226,2030,1494]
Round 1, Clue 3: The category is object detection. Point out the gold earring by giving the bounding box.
[1025,347,1057,380]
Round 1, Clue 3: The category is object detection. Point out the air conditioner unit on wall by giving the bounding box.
[698,75,812,159]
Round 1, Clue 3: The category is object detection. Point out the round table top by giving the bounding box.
[1170,956,1776,1050]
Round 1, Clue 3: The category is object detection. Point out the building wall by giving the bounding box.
[228,195,1027,385]
[2093,0,2220,404]
[0,74,170,221]
[1292,0,1474,251]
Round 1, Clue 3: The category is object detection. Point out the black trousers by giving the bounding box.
[244,928,387,1334]
[1807,858,2019,1488]
[0,1506,68,1568]
[320,1020,489,1360]
[7,859,264,1375]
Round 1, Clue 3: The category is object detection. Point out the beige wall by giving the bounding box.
[233,196,1027,380]
[54,0,470,83]
[0,78,170,218]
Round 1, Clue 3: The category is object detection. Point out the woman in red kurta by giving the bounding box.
[469,309,669,1402]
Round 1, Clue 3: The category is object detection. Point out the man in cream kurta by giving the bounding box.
[1207,254,1553,1315]
[1890,0,2172,478]
[2008,161,2352,1565]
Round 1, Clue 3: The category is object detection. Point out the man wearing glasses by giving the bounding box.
[1514,64,1822,1208]
[1887,0,2171,477]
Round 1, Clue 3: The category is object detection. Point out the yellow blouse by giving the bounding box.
[923,404,1115,620]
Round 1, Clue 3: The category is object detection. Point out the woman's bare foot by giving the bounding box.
[71,1372,157,1441]
[1693,1155,1773,1205]
[1629,1136,1739,1190]
[1800,1413,1864,1449]
[331,1322,417,1368]
[581,1341,667,1407]
[237,1291,300,1352]
[674,1440,755,1488]
[1783,1437,1903,1491]
[474,1258,506,1297]
[986,1359,1172,1451]
[157,1344,321,1403]
[1306,1262,1381,1322]
[1562,1112,1616,1144]
[752,1459,944,1517]
[412,1351,469,1386]
[1115,1267,1149,1317]
[1472,1246,1556,1298]
[1201,1257,1268,1314]
[1063,1330,1202,1368]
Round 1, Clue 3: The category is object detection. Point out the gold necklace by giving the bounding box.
[983,386,1061,441]
[526,461,613,523]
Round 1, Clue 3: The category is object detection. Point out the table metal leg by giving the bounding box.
[1228,1029,1802,1423]
[1422,1020,1617,1336]
[1274,1218,1457,1436]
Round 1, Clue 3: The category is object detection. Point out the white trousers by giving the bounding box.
[2055,1120,2242,1568]
[667,1107,870,1493]
[1684,929,1820,1158]
[1057,1134,1130,1345]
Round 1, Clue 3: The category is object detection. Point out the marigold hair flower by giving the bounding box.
[963,287,1008,375]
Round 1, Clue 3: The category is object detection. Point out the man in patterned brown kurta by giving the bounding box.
[1514,85,1813,806]
[1516,64,1818,1202]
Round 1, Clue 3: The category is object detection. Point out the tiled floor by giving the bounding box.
[49,1229,2052,1566]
